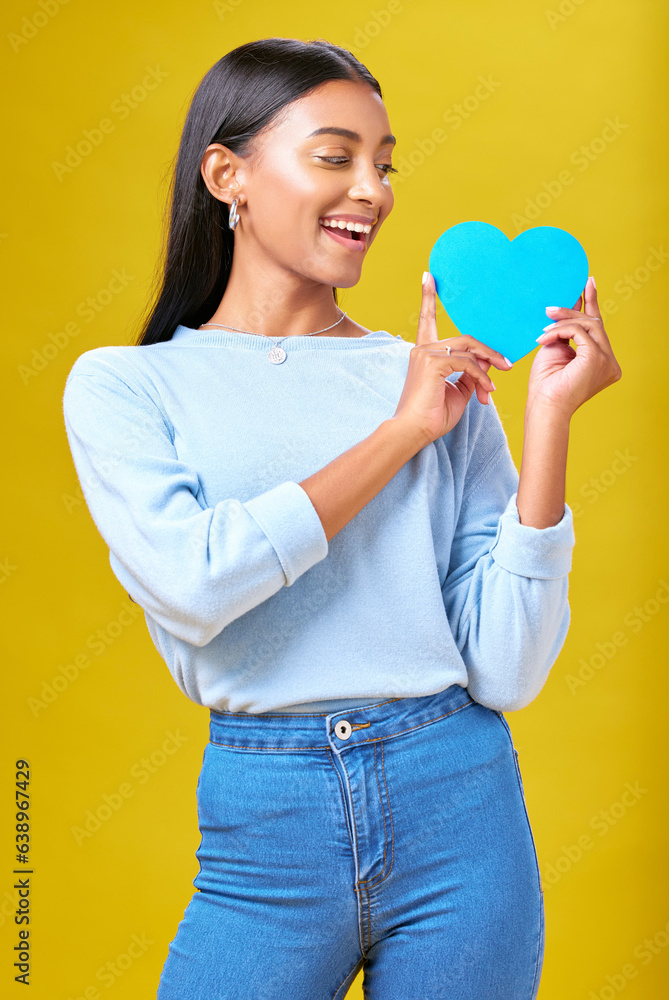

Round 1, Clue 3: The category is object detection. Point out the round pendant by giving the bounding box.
[268,346,287,364]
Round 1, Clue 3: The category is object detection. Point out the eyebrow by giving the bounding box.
[306,127,396,147]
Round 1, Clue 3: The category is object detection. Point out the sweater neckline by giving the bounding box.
[171,324,400,350]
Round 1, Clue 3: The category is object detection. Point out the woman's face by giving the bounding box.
[202,78,396,290]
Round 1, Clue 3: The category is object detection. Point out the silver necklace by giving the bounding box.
[198,309,348,364]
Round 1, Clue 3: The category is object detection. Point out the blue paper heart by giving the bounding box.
[428,221,589,363]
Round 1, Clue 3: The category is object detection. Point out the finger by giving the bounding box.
[447,368,491,407]
[452,334,514,369]
[416,271,439,346]
[580,278,617,355]
[542,316,605,347]
[548,277,601,322]
[583,275,602,320]
[537,321,622,389]
[424,348,497,393]
[547,303,590,322]
[541,294,611,352]
[540,314,602,337]
[535,322,599,352]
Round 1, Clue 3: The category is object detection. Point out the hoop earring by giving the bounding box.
[228,198,240,231]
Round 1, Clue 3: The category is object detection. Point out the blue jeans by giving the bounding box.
[156,683,544,999]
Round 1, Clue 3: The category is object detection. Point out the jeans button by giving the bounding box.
[334,720,352,740]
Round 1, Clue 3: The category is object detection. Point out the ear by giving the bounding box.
[200,143,247,207]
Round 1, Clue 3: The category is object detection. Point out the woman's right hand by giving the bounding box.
[392,271,514,447]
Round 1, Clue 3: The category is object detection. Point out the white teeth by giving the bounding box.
[320,218,374,234]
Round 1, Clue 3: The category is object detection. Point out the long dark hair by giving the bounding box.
[134,38,383,346]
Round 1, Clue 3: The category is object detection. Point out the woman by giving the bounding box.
[62,37,621,1000]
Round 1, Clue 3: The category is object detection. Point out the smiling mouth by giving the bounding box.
[320,223,367,242]
[319,218,377,240]
[319,219,376,253]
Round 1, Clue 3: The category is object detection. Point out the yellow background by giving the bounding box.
[1,0,667,996]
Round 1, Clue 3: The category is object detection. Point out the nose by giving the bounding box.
[347,159,389,209]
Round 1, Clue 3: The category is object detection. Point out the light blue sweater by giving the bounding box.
[61,324,575,715]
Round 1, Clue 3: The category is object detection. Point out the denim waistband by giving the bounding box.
[208,683,475,753]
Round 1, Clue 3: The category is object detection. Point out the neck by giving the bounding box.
[201,248,355,337]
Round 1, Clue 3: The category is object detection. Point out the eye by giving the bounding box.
[317,156,398,175]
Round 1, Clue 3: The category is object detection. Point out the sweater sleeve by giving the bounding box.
[440,398,576,712]
[61,353,329,647]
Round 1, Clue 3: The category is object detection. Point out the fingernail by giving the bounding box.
[535,334,546,342]
[422,271,430,285]
[490,380,497,391]
[542,322,558,331]
[590,275,596,290]
[504,356,513,367]
[545,306,561,314]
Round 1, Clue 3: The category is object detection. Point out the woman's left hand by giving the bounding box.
[527,276,622,417]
